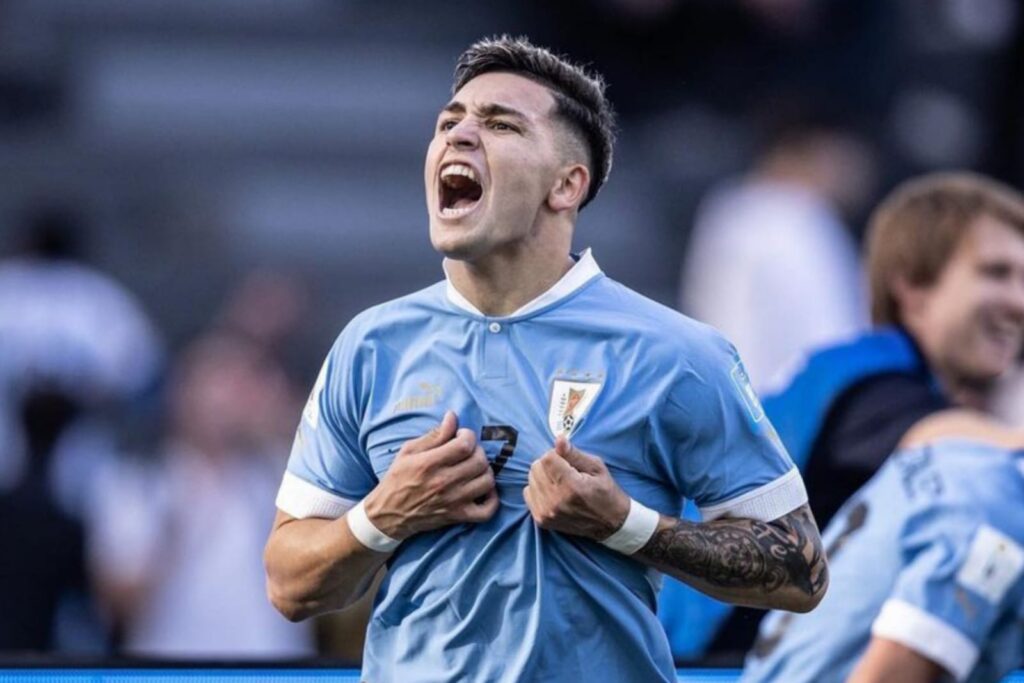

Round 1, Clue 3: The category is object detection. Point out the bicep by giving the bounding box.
[847,636,946,683]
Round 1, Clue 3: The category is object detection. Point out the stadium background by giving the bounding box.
[1,0,1022,680]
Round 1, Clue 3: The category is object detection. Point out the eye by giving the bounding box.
[438,118,459,132]
[979,261,1012,281]
[489,120,517,132]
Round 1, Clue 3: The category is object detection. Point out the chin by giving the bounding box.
[429,222,492,261]
[429,231,478,260]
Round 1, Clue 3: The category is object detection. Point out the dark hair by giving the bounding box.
[453,35,616,209]
[21,205,84,259]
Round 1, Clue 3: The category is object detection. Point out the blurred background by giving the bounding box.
[0,0,1022,666]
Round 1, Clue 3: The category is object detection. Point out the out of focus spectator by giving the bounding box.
[216,270,310,445]
[663,171,1024,663]
[0,204,164,653]
[0,205,163,508]
[0,385,87,651]
[219,270,309,355]
[89,332,314,658]
[680,115,874,389]
[664,117,875,661]
[752,172,1024,642]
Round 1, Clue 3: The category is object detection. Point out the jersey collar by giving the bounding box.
[443,248,602,319]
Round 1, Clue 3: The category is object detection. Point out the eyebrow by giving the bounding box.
[441,101,530,123]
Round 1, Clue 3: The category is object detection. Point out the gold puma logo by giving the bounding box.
[393,382,443,413]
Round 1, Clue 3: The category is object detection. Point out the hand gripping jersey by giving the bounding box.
[277,251,806,683]
[742,439,1024,683]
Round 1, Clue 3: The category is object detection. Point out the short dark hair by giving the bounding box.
[453,35,616,209]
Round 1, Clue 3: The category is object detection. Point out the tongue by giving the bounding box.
[452,196,478,210]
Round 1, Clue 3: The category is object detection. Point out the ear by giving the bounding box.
[547,163,590,213]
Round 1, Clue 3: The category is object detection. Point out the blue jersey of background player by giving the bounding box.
[742,410,1024,683]
[264,36,828,683]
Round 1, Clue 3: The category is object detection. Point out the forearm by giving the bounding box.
[633,504,828,612]
[264,510,389,622]
[846,637,945,683]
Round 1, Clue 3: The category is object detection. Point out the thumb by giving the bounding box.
[403,410,458,454]
[554,436,603,474]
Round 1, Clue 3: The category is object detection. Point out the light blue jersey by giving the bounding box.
[743,439,1024,683]
[277,251,806,683]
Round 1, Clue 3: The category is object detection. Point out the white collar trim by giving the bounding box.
[444,248,602,319]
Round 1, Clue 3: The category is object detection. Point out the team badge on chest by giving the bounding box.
[548,379,602,439]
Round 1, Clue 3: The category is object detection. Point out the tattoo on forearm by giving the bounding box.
[638,504,827,597]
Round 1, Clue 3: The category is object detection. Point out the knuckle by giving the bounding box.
[472,450,489,470]
[431,472,454,495]
[456,428,476,448]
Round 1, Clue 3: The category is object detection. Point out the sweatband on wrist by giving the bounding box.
[346,500,400,553]
[600,499,660,555]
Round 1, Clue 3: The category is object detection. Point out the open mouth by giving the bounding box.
[439,163,483,218]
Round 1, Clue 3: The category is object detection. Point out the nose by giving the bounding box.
[446,118,479,151]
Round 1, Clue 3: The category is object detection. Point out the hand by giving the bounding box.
[362,411,498,540]
[523,436,630,541]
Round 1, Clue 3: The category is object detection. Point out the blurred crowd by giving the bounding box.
[0,207,324,659]
[0,0,1023,669]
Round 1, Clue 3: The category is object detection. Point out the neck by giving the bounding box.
[445,237,574,317]
[937,370,994,412]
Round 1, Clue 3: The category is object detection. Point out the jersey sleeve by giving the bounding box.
[275,325,379,519]
[871,502,1024,681]
[651,330,807,521]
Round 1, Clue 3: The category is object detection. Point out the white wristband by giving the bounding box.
[600,499,660,555]
[346,500,401,553]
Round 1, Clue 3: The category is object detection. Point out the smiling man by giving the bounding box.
[263,36,826,682]
[686,172,1024,658]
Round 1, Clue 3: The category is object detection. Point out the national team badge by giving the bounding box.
[548,379,602,438]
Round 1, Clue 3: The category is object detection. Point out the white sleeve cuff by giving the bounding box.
[698,467,808,521]
[275,470,358,519]
[600,498,660,555]
[871,599,978,682]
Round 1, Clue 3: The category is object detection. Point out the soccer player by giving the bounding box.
[770,172,1024,527]
[674,173,1024,658]
[264,36,827,682]
[741,410,1024,683]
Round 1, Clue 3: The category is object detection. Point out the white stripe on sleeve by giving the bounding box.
[871,599,978,682]
[275,470,358,519]
[698,467,808,522]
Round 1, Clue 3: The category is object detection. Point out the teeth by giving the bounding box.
[441,163,478,183]
[440,205,476,218]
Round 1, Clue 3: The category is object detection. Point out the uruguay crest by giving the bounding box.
[548,379,602,438]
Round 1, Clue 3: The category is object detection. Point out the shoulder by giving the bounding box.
[588,276,737,374]
[890,436,1024,534]
[899,410,1024,451]
[330,281,447,348]
[318,282,448,391]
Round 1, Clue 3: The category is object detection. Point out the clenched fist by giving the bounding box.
[362,411,498,541]
[523,436,630,541]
